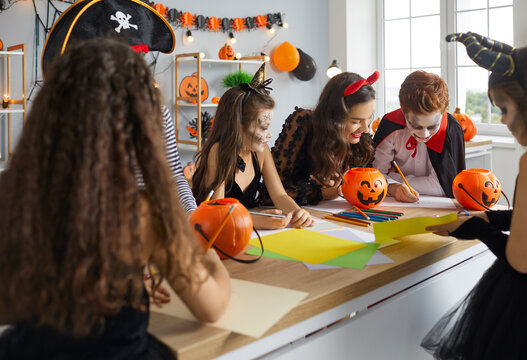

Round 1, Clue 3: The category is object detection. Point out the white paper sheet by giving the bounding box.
[379,195,458,209]
[303,197,354,213]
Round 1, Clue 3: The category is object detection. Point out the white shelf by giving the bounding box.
[178,58,266,65]
[0,109,24,114]
[177,103,218,108]
[0,51,24,56]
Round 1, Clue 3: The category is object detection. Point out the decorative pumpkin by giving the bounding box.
[190,198,253,259]
[272,41,300,72]
[452,169,501,210]
[211,96,220,104]
[183,162,195,183]
[452,107,477,141]
[179,72,209,103]
[0,39,3,51]
[342,167,387,209]
[371,118,381,133]
[218,43,235,60]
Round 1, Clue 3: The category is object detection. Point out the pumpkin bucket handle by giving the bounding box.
[457,183,492,210]
[194,224,264,263]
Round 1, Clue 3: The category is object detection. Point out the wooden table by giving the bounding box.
[149,205,495,360]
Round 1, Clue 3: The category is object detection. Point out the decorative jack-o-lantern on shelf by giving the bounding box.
[452,168,501,210]
[342,167,387,209]
[452,107,477,141]
[175,52,268,151]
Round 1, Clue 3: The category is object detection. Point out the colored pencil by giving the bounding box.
[339,212,390,222]
[330,213,370,225]
[248,211,287,218]
[206,204,236,250]
[361,209,403,216]
[205,190,214,202]
[353,205,370,220]
[392,160,417,196]
[324,215,370,227]
[340,211,397,220]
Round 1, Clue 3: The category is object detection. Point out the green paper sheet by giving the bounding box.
[248,229,367,264]
[373,212,458,243]
[246,242,380,270]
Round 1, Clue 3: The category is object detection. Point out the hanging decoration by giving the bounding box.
[154,5,287,34]
[187,111,214,139]
[291,48,317,81]
[272,41,300,72]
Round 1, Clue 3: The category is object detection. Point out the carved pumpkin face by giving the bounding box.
[218,43,235,60]
[179,72,209,103]
[452,169,501,210]
[452,107,477,141]
[190,198,253,259]
[342,167,387,209]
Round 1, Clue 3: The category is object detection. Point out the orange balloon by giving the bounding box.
[272,41,300,72]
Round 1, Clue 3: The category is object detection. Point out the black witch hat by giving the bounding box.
[42,0,175,76]
[446,32,516,76]
[239,63,273,96]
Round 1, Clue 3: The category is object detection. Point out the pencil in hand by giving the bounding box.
[391,161,417,197]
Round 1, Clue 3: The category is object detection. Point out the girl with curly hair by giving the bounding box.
[0,38,230,360]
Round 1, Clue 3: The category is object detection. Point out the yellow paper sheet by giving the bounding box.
[150,279,308,338]
[373,213,458,243]
[249,229,367,264]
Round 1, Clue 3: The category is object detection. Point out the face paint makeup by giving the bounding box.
[245,109,273,152]
[405,111,442,143]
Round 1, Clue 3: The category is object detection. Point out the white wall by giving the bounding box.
[0,0,330,164]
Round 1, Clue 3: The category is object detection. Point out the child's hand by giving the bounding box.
[252,209,292,230]
[144,279,171,304]
[388,183,420,202]
[289,208,315,228]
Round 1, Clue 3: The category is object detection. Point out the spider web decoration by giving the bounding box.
[187,111,214,139]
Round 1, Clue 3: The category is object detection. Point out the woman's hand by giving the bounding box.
[144,278,171,304]
[388,183,420,202]
[251,209,292,230]
[426,211,489,236]
[289,208,315,228]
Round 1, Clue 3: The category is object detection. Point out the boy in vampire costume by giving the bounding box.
[373,70,465,202]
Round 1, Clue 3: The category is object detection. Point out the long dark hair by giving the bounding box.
[310,72,376,185]
[192,86,275,204]
[0,38,204,336]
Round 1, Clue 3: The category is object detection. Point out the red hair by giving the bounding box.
[399,71,449,114]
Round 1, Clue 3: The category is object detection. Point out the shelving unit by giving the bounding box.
[0,43,26,160]
[174,53,266,152]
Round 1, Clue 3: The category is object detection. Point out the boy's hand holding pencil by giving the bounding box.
[388,161,420,203]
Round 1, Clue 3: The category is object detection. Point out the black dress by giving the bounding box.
[421,209,527,360]
[0,290,175,360]
[224,152,262,209]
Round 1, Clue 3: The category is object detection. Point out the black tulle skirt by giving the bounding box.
[421,259,527,360]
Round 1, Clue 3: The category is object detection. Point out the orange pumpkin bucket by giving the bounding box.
[190,198,257,260]
[342,167,387,209]
[452,169,501,210]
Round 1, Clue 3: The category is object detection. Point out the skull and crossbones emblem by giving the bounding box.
[110,11,138,33]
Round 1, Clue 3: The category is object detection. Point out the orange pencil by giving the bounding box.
[324,215,370,227]
[353,205,370,220]
[391,160,417,196]
[206,204,236,250]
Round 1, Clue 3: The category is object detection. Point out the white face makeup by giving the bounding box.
[344,99,375,144]
[490,88,527,146]
[405,111,442,143]
[245,109,273,152]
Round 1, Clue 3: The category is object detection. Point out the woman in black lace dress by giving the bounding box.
[422,32,527,360]
[0,38,231,360]
[271,72,378,205]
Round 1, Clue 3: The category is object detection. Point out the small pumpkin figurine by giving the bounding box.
[211,96,220,104]
[0,39,3,51]
[452,107,477,141]
[452,168,501,210]
[190,198,253,259]
[183,161,195,183]
[218,43,235,60]
[342,167,387,209]
[371,118,381,133]
[179,72,209,103]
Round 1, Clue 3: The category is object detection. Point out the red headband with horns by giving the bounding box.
[343,71,380,97]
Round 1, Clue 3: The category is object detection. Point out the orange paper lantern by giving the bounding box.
[452,169,501,210]
[272,41,300,72]
[190,198,253,259]
[342,168,387,209]
[452,107,477,141]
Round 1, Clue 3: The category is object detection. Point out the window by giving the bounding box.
[379,0,513,134]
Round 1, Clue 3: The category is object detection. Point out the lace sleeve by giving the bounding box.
[271,108,322,205]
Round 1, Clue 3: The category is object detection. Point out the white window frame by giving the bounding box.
[377,0,513,136]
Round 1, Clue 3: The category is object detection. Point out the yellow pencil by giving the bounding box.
[205,190,214,202]
[324,215,370,227]
[353,205,370,220]
[206,204,236,250]
[391,160,417,196]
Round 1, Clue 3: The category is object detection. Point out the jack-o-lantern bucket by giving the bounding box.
[452,169,501,210]
[190,198,253,259]
[342,167,387,209]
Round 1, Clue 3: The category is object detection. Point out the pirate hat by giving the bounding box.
[42,0,175,76]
